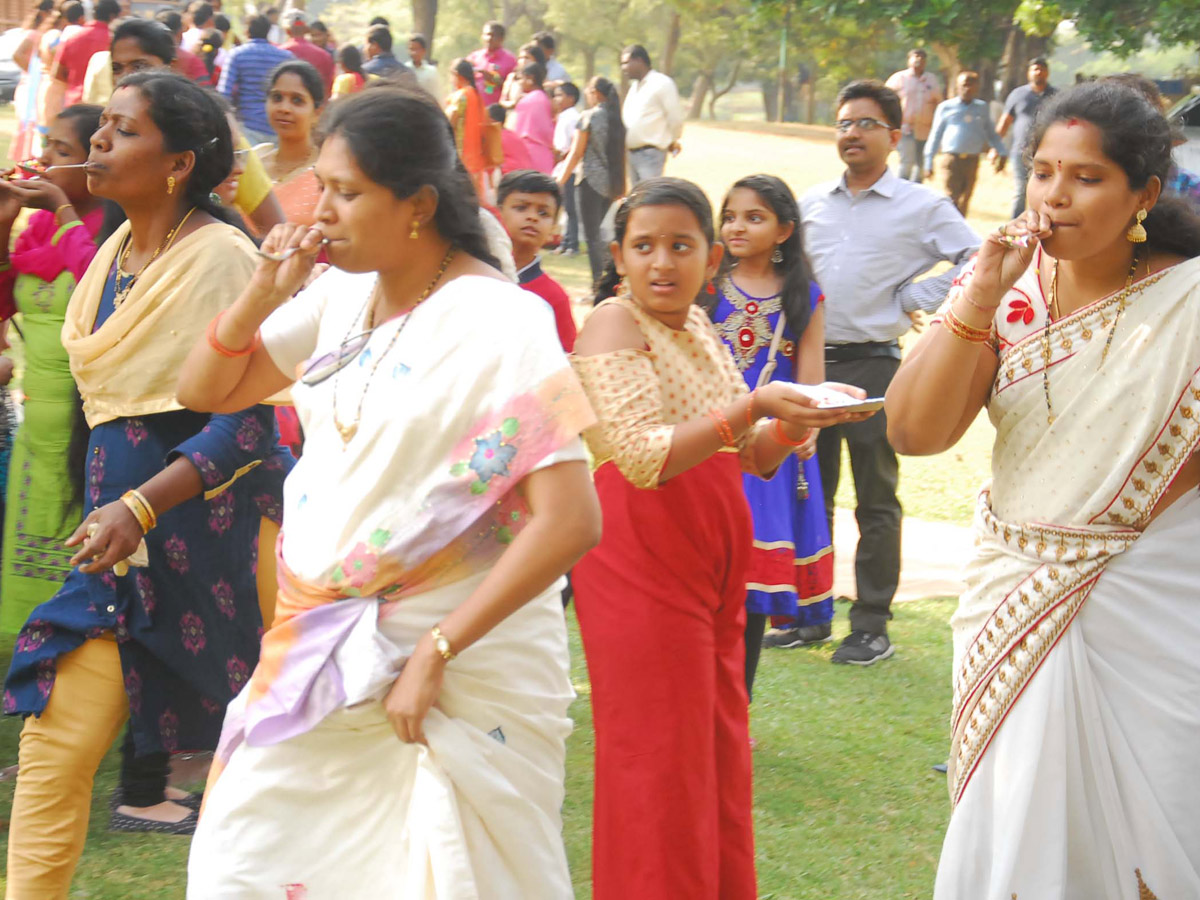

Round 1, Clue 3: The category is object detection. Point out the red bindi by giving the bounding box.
[1056,160,1062,171]
[1066,117,1080,128]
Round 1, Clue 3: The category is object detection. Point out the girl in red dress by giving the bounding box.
[570,177,871,899]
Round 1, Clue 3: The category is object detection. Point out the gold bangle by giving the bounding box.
[120,492,153,534]
[431,624,456,661]
[54,203,75,221]
[942,308,992,344]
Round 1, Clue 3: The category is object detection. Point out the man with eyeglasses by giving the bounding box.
[800,80,978,666]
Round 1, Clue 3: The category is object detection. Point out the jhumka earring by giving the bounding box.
[771,246,784,264]
[166,175,175,196]
[1126,208,1147,243]
[409,220,420,240]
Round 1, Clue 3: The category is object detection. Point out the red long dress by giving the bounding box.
[571,295,761,899]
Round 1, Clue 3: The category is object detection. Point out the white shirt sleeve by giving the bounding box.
[259,276,332,379]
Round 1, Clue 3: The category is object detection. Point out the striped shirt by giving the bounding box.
[218,39,294,138]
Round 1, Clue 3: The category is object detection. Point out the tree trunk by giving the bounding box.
[930,41,961,96]
[760,79,778,121]
[662,11,681,76]
[411,0,437,51]
[687,73,710,120]
[581,46,596,81]
[708,60,741,119]
[999,25,1023,99]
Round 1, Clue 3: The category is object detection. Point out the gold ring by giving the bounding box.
[87,522,99,538]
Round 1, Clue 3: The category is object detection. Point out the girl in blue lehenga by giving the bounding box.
[712,175,835,698]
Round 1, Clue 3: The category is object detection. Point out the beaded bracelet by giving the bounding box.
[207,310,262,358]
[942,308,993,344]
[708,408,737,447]
[771,418,811,447]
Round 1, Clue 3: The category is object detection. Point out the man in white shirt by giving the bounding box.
[182,0,214,53]
[551,82,581,254]
[407,33,440,100]
[884,48,942,182]
[620,44,683,185]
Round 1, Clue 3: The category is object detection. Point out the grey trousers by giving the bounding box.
[897,133,926,182]
[816,355,902,635]
[628,146,667,185]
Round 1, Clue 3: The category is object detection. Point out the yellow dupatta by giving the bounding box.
[62,220,257,427]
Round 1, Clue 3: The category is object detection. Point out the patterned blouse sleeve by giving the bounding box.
[929,255,999,355]
[166,405,282,497]
[571,348,675,490]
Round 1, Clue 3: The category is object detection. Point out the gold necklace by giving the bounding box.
[332,246,457,445]
[1042,251,1138,424]
[114,207,197,307]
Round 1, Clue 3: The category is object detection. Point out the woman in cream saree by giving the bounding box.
[180,87,599,899]
[887,81,1200,899]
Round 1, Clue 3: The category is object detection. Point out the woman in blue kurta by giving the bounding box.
[713,175,835,697]
[3,73,291,895]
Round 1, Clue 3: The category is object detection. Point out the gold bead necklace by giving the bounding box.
[113,207,197,307]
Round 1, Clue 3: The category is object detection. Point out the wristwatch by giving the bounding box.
[430,625,457,661]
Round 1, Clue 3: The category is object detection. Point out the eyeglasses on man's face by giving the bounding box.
[834,117,894,134]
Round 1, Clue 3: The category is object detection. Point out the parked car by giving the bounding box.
[0,28,25,104]
[1168,90,1200,173]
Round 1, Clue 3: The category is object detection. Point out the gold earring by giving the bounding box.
[1126,208,1147,243]
[409,220,420,240]
[167,175,175,196]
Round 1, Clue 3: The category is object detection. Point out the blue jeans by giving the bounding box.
[896,133,926,182]
[561,177,579,251]
[1011,152,1029,218]
[628,146,667,185]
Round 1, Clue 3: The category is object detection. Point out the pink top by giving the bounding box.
[0,207,103,320]
[512,89,556,174]
[499,129,534,174]
[467,47,516,105]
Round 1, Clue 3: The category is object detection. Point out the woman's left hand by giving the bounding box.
[66,501,144,573]
[383,633,447,745]
[6,178,69,213]
[796,426,819,460]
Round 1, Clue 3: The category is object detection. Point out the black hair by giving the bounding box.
[154,8,182,34]
[62,1,83,24]
[533,31,555,54]
[338,43,363,75]
[189,1,213,26]
[111,19,175,65]
[594,177,713,303]
[483,20,505,39]
[409,33,427,50]
[486,102,506,125]
[93,0,120,22]
[521,61,545,89]
[247,15,270,40]
[57,102,104,153]
[367,25,392,53]
[588,76,626,200]
[835,79,902,130]
[556,81,579,104]
[452,58,473,84]
[320,87,500,269]
[716,174,813,338]
[1029,56,1049,69]
[213,13,230,32]
[198,28,222,78]
[111,71,238,229]
[265,6,278,15]
[1028,80,1200,259]
[368,15,389,27]
[623,44,650,67]
[518,42,546,67]
[270,58,325,107]
[908,47,926,57]
[310,20,328,33]
[497,169,561,210]
[22,0,55,31]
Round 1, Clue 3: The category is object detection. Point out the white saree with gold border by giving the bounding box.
[932,252,1200,900]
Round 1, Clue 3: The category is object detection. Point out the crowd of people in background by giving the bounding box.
[0,6,1195,899]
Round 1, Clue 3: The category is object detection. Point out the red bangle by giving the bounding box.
[207,310,261,358]
[708,408,737,447]
[771,418,810,447]
[744,389,757,431]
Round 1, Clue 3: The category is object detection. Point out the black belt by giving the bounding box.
[629,145,663,152]
[825,341,901,363]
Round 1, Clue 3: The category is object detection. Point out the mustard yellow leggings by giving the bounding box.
[4,519,279,900]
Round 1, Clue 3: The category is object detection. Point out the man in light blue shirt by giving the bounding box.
[800,79,978,666]
[923,71,1007,215]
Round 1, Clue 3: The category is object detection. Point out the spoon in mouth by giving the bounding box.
[18,163,90,174]
[256,238,330,262]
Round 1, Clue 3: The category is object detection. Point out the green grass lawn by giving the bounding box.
[0,598,954,898]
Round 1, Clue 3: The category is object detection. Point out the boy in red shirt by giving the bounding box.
[495,170,577,351]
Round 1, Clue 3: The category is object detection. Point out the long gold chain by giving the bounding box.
[332,246,457,445]
[113,207,197,307]
[1042,251,1138,424]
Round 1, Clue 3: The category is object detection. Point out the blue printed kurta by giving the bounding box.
[3,266,293,755]
[713,278,834,625]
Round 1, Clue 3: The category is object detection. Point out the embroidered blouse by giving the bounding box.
[571,295,762,490]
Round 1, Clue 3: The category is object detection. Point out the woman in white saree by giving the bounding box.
[887,81,1200,899]
[175,86,600,898]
